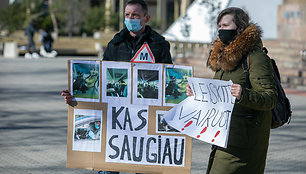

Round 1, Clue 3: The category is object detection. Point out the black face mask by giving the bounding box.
[218,29,237,45]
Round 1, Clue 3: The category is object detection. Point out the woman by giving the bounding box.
[187,7,278,174]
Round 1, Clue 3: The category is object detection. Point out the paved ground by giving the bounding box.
[0,57,305,174]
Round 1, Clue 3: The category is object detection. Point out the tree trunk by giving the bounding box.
[48,0,59,40]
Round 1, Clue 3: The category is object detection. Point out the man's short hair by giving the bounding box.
[126,0,148,15]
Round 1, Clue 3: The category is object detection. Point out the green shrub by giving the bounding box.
[81,7,106,35]
[0,3,26,33]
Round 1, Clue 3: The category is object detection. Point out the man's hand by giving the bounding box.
[231,83,242,100]
[186,83,194,96]
[61,89,74,104]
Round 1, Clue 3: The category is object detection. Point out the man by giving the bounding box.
[62,0,172,103]
[61,1,173,173]
[103,0,172,64]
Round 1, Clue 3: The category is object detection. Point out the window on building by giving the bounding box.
[296,11,302,19]
[290,11,295,18]
[284,11,289,19]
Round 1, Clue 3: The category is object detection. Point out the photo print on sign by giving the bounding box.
[70,60,100,102]
[102,61,132,105]
[164,65,193,106]
[106,68,128,97]
[156,110,180,134]
[132,63,163,106]
[73,109,102,152]
[137,69,158,99]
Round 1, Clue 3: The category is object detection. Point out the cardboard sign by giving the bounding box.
[131,42,155,63]
[66,60,193,174]
[163,77,235,148]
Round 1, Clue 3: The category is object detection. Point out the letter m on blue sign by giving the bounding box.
[140,53,148,60]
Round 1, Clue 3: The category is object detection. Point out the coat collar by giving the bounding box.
[207,24,262,72]
[112,26,153,45]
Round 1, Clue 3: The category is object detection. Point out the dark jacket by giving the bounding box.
[103,26,172,64]
[206,24,278,174]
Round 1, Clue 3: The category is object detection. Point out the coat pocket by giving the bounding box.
[227,115,261,148]
[245,115,262,146]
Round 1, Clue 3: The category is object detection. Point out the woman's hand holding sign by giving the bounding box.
[230,83,242,100]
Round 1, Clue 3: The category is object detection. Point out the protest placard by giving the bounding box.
[66,60,193,174]
[163,77,235,148]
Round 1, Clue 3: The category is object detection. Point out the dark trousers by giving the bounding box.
[206,145,218,174]
[26,35,36,52]
[44,42,52,52]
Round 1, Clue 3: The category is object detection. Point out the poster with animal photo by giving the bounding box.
[156,110,180,134]
[132,63,163,106]
[102,61,132,105]
[70,60,100,102]
[163,65,193,106]
[72,109,102,152]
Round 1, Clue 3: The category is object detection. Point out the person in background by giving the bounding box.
[24,20,40,59]
[186,7,278,174]
[62,0,172,173]
[39,28,57,58]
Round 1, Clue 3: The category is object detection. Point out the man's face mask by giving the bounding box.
[218,29,237,45]
[124,18,144,32]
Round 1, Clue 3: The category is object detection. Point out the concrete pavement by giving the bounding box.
[0,57,305,174]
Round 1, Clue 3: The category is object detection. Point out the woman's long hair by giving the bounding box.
[217,7,250,36]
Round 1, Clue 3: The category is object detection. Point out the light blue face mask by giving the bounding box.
[94,123,99,129]
[124,18,144,32]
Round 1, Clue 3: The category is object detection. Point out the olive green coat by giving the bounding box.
[206,24,278,174]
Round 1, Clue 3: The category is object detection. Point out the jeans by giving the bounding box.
[26,35,36,52]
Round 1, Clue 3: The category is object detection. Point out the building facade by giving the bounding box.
[278,0,306,41]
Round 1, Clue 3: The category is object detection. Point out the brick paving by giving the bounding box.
[0,57,305,174]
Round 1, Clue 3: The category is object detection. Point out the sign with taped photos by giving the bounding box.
[66,60,193,174]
